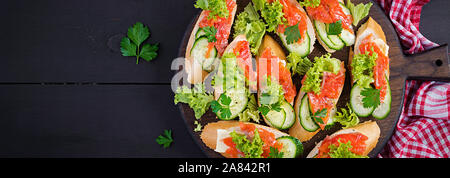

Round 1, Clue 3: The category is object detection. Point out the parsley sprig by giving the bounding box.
[268,147,284,158]
[312,108,327,124]
[327,20,343,35]
[201,26,218,43]
[156,129,173,148]
[258,102,282,116]
[210,93,233,119]
[361,87,381,108]
[284,22,301,44]
[120,22,159,64]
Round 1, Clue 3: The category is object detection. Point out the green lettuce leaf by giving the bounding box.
[239,94,261,123]
[350,50,377,88]
[174,84,214,119]
[286,52,313,76]
[328,140,369,158]
[234,3,266,54]
[254,0,286,33]
[230,128,265,158]
[195,0,229,19]
[334,103,360,129]
[299,0,321,8]
[346,0,372,26]
[301,54,341,94]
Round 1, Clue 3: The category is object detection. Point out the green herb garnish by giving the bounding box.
[156,129,173,148]
[327,20,343,35]
[268,147,284,158]
[210,93,233,119]
[312,108,327,124]
[361,87,381,108]
[120,22,159,64]
[284,22,302,44]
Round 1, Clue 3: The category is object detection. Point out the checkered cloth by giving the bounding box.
[374,0,449,158]
[376,0,439,54]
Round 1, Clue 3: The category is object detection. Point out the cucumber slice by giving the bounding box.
[314,20,344,50]
[276,136,303,158]
[337,3,355,46]
[279,32,311,57]
[328,34,345,48]
[202,57,218,72]
[339,29,355,46]
[266,108,286,129]
[350,85,375,117]
[195,28,206,39]
[372,83,392,119]
[299,95,319,132]
[280,101,295,130]
[190,37,217,69]
[216,88,248,120]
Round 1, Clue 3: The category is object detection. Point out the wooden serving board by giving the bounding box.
[176,0,450,158]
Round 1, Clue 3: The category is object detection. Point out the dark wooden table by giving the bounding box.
[0,0,447,157]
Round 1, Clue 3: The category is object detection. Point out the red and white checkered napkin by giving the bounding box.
[374,0,449,157]
[378,81,450,158]
[375,0,439,54]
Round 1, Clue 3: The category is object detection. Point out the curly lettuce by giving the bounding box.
[334,103,360,129]
[328,140,369,158]
[195,0,229,19]
[301,54,341,94]
[253,0,286,33]
[230,128,264,158]
[174,84,214,119]
[299,0,321,8]
[239,94,260,123]
[214,53,247,91]
[286,52,313,76]
[351,50,377,88]
[234,3,266,54]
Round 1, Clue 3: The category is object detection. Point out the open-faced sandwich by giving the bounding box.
[289,53,346,142]
[256,35,297,130]
[201,121,303,158]
[306,121,380,158]
[253,0,316,57]
[349,17,391,119]
[211,34,258,121]
[185,0,237,84]
[304,0,355,52]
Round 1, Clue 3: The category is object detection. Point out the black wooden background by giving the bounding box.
[0,0,447,157]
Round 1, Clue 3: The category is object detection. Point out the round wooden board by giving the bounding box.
[176,0,450,158]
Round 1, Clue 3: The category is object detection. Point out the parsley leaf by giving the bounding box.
[127,22,149,45]
[360,87,381,108]
[327,20,343,35]
[268,147,284,158]
[139,43,159,62]
[258,102,282,116]
[211,93,233,119]
[156,129,173,148]
[312,108,327,124]
[120,38,137,57]
[120,22,159,64]
[284,22,301,44]
[202,26,217,43]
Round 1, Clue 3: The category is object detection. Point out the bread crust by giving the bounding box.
[288,62,346,142]
[200,121,289,158]
[306,121,381,158]
[185,1,237,84]
[350,17,389,85]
